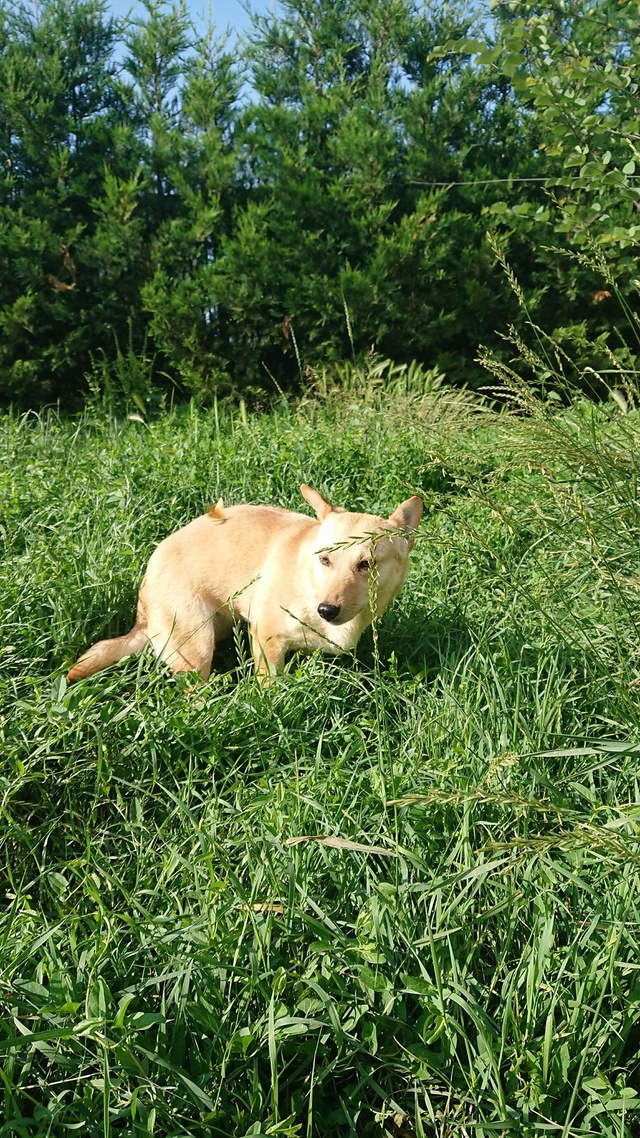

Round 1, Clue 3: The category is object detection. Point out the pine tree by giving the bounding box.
[213,0,538,388]
[0,0,120,404]
[134,8,242,396]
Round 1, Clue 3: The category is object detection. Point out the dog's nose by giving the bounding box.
[318,602,340,622]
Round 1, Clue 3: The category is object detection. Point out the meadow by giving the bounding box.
[1,369,640,1136]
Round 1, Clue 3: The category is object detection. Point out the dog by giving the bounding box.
[67,485,423,682]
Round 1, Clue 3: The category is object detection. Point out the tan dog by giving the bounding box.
[67,485,422,682]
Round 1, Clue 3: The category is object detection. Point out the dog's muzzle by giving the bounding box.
[318,602,340,623]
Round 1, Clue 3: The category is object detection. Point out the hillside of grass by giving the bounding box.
[1,381,640,1136]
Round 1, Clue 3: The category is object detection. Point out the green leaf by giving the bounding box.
[358,967,390,992]
[477,45,502,66]
[565,152,587,167]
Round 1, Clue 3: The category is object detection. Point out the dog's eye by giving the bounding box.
[357,559,370,572]
[319,555,331,567]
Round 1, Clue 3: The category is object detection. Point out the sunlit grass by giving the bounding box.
[1,386,639,1136]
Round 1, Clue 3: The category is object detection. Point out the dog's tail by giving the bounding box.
[67,624,147,683]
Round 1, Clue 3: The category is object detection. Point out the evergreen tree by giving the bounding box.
[2,0,635,409]
[0,0,242,406]
[213,0,539,387]
[134,10,242,396]
[0,0,120,404]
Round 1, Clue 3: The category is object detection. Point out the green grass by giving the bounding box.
[1,383,640,1136]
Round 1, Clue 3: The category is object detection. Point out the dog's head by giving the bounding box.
[300,485,423,626]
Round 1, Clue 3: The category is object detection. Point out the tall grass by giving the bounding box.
[1,376,639,1136]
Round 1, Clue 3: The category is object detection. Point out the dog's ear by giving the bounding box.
[300,484,335,520]
[388,496,423,549]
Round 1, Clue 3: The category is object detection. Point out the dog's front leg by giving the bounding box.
[250,627,286,682]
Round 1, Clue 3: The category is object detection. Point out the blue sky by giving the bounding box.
[106,0,275,39]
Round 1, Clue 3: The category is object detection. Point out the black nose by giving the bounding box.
[318,602,340,622]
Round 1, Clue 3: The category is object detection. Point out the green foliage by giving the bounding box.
[0,0,241,406]
[487,0,640,258]
[2,382,640,1134]
[128,5,242,396]
[0,0,120,404]
[439,0,640,367]
[1,0,639,408]
[215,0,537,387]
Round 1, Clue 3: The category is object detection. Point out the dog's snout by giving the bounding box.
[318,602,340,623]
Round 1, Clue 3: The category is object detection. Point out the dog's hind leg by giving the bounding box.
[147,594,217,680]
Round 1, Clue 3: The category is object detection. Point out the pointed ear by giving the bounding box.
[300,484,335,520]
[388,496,423,549]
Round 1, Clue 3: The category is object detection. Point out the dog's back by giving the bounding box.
[143,504,315,617]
